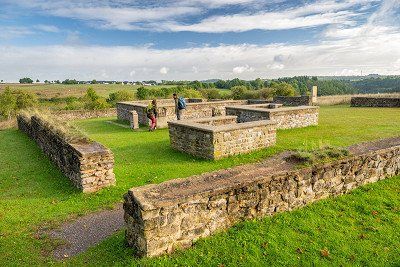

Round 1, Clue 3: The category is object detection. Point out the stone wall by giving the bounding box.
[168,116,276,159]
[350,97,400,107]
[117,100,247,128]
[53,108,117,121]
[273,96,312,106]
[226,105,319,129]
[124,137,400,257]
[17,115,115,193]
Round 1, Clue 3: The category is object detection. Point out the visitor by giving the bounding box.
[173,93,186,120]
[146,99,158,131]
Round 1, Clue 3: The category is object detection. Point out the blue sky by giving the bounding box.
[0,0,399,81]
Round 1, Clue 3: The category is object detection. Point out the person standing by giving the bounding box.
[146,99,158,131]
[173,93,186,120]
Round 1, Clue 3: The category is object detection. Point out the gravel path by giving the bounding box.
[48,204,124,260]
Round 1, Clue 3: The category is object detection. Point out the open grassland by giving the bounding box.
[0,83,174,99]
[0,105,399,266]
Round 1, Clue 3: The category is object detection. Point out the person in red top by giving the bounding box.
[147,99,158,131]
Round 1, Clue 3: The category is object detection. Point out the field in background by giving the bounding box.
[2,83,399,102]
[0,83,174,99]
[0,105,399,265]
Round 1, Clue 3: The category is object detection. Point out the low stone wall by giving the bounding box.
[53,108,117,121]
[124,137,400,257]
[273,96,312,106]
[226,105,319,129]
[117,100,247,128]
[350,97,400,107]
[168,116,276,159]
[17,115,115,193]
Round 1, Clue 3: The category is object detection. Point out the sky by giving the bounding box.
[0,0,399,82]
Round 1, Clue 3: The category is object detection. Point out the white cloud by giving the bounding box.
[33,24,60,33]
[233,64,254,74]
[129,70,136,77]
[159,67,169,74]
[7,0,381,32]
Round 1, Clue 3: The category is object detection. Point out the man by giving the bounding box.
[173,93,186,120]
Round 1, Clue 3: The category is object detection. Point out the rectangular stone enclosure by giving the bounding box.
[124,137,400,257]
[17,115,115,193]
[168,116,276,159]
[226,104,319,129]
[117,99,247,128]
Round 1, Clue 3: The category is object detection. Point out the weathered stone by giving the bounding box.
[351,97,400,107]
[124,137,400,257]
[17,115,115,193]
[168,116,276,159]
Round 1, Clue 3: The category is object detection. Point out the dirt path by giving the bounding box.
[48,204,124,259]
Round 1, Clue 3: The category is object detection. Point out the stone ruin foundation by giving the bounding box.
[226,104,319,129]
[168,116,276,159]
[17,115,115,193]
[124,137,400,257]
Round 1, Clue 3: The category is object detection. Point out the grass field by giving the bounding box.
[0,105,399,266]
[0,83,173,99]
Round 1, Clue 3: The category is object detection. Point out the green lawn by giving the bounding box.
[0,105,399,266]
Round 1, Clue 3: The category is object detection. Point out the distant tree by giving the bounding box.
[19,77,33,84]
[250,78,264,90]
[200,88,221,99]
[62,79,78,85]
[91,79,98,84]
[36,79,40,83]
[44,80,49,84]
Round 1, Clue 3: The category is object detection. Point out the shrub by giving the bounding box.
[271,82,296,96]
[0,87,17,120]
[0,87,38,120]
[200,89,222,99]
[83,88,110,110]
[181,88,202,99]
[136,86,150,100]
[231,86,248,100]
[108,90,135,105]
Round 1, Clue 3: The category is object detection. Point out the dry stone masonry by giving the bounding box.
[117,99,247,128]
[17,115,115,193]
[351,97,400,107]
[168,116,276,159]
[124,137,400,257]
[273,95,312,106]
[226,104,319,129]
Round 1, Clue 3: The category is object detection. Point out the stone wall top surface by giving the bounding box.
[70,142,112,157]
[118,99,245,108]
[167,116,275,133]
[226,105,319,112]
[129,136,400,210]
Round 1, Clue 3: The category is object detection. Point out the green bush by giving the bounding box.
[83,88,110,110]
[200,89,222,99]
[0,87,38,120]
[181,88,202,99]
[271,82,296,96]
[231,86,248,100]
[108,90,135,105]
[136,86,150,100]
